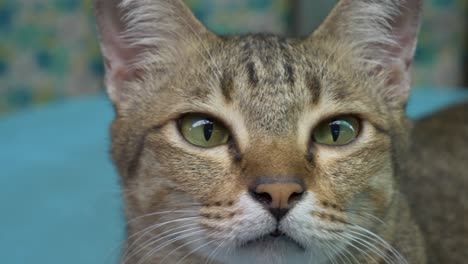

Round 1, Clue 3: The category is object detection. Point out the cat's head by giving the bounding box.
[95,0,422,262]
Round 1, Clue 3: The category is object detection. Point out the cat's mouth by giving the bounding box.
[240,229,306,251]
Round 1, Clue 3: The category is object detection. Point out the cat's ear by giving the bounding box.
[94,0,214,105]
[313,0,423,105]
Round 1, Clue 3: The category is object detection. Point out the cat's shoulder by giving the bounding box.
[402,102,468,264]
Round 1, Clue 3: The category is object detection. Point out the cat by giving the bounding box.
[94,0,467,263]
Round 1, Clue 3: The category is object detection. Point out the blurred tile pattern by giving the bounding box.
[186,0,291,35]
[0,0,103,113]
[413,0,468,87]
[0,0,466,113]
[0,0,291,114]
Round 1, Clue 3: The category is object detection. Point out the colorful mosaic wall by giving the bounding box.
[0,0,466,113]
[413,0,468,87]
[0,0,101,113]
[0,0,290,113]
[185,0,292,35]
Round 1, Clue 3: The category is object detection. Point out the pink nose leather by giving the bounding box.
[254,183,304,209]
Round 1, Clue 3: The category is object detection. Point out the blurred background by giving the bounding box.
[0,0,467,114]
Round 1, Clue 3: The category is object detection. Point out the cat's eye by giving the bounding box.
[179,114,230,148]
[313,116,360,146]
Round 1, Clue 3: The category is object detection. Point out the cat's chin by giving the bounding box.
[240,233,305,251]
[211,235,326,264]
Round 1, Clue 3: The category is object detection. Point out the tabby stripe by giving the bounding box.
[284,63,295,85]
[247,62,259,86]
[220,69,234,102]
[307,73,322,105]
[127,125,163,177]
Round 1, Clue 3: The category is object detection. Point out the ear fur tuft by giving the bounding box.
[313,0,423,104]
[94,0,214,105]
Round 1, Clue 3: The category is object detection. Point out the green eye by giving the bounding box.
[313,116,360,146]
[179,114,230,148]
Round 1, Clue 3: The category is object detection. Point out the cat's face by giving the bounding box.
[95,0,421,263]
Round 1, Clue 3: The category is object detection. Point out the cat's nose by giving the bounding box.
[249,179,305,221]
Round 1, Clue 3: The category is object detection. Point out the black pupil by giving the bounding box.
[330,121,341,142]
[203,121,214,141]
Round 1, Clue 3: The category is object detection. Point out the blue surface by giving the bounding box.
[0,89,467,264]
[0,96,124,264]
[406,88,468,119]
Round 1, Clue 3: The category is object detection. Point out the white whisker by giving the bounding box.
[125,222,199,258]
[135,229,204,264]
[346,230,395,263]
[124,225,201,263]
[171,237,216,264]
[321,240,339,264]
[350,225,407,264]
[127,209,199,224]
[205,228,236,264]
[339,232,380,264]
[123,216,200,260]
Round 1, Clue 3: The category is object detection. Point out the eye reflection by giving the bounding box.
[180,114,230,148]
[313,116,360,146]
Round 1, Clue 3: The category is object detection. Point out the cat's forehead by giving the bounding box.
[224,34,302,83]
[213,34,320,135]
[231,34,293,62]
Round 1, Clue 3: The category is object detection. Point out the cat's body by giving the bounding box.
[403,103,468,264]
[94,0,467,263]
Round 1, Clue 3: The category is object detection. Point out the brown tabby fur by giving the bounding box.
[94,0,467,263]
[402,103,468,264]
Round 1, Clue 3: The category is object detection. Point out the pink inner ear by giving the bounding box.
[103,31,145,83]
[113,66,133,83]
[385,63,406,87]
[110,62,147,85]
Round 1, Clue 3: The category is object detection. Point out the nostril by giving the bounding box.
[249,178,305,215]
[251,191,272,206]
[288,191,304,205]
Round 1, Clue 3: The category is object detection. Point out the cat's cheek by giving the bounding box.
[281,192,348,248]
[306,134,394,220]
[366,164,396,212]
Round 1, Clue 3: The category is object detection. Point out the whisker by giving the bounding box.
[108,201,200,264]
[307,243,324,264]
[339,231,381,264]
[127,210,198,226]
[123,216,200,260]
[344,209,387,226]
[172,237,216,264]
[350,225,407,264]
[123,204,238,263]
[334,241,359,264]
[346,230,395,264]
[127,214,198,239]
[320,240,339,264]
[328,242,347,264]
[124,222,199,259]
[135,229,204,264]
[127,205,201,224]
[205,228,236,264]
[124,225,202,263]
[340,244,361,264]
